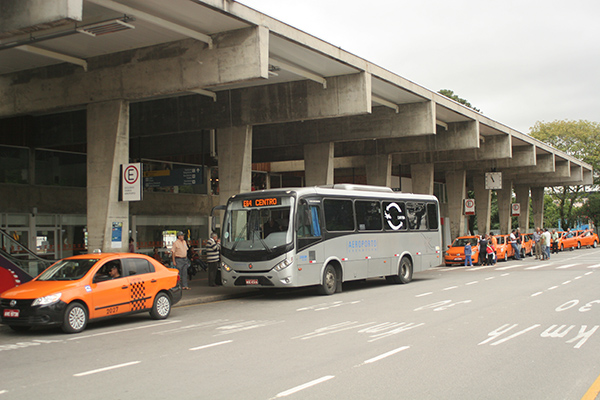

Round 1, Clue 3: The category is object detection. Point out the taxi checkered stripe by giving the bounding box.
[129,281,147,311]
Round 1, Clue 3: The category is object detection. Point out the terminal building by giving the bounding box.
[0,0,593,277]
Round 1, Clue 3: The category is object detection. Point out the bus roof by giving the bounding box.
[228,185,438,203]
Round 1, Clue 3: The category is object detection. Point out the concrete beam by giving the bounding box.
[1,0,82,35]
[252,101,435,148]
[218,125,253,205]
[1,27,269,116]
[304,143,334,186]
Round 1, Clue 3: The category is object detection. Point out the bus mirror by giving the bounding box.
[210,205,227,233]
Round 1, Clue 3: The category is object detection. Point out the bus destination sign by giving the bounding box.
[243,197,279,208]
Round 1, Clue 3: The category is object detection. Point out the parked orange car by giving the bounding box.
[557,230,580,251]
[577,230,599,248]
[520,233,534,258]
[493,235,515,261]
[0,253,182,333]
[445,236,481,266]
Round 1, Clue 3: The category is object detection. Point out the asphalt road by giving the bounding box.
[1,247,600,400]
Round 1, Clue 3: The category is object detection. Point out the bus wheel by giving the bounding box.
[318,264,337,295]
[389,257,413,284]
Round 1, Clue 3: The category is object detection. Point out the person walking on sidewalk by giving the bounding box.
[206,233,221,287]
[172,231,190,290]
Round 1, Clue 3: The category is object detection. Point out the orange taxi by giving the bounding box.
[577,229,599,248]
[0,253,182,333]
[557,231,580,251]
[444,236,481,266]
[520,233,534,258]
[493,235,515,261]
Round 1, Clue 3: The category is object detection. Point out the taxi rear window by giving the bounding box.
[123,258,155,276]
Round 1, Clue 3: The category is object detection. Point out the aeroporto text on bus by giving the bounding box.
[217,184,442,295]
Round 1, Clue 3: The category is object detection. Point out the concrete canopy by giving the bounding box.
[0,0,593,189]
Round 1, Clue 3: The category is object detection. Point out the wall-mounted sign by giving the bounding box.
[122,163,142,201]
[511,203,521,216]
[464,198,476,215]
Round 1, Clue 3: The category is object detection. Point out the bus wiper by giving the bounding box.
[231,219,249,251]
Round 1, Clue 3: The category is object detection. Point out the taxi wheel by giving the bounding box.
[62,302,88,333]
[504,253,507,262]
[594,241,598,248]
[577,242,581,249]
[150,292,171,319]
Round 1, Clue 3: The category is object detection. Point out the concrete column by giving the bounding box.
[473,174,491,235]
[531,187,545,229]
[304,142,334,186]
[514,184,531,232]
[410,163,434,195]
[87,100,130,253]
[497,177,513,235]
[445,170,466,240]
[218,125,253,205]
[365,154,392,187]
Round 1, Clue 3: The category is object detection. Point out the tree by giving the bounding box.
[438,89,481,112]
[576,192,600,230]
[530,119,600,229]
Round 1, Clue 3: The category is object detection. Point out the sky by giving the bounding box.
[237,0,600,134]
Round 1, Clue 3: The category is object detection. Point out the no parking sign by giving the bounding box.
[464,198,475,215]
[121,163,142,201]
[511,203,521,216]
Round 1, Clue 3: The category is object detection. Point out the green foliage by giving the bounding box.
[576,192,600,230]
[438,89,481,112]
[530,119,600,228]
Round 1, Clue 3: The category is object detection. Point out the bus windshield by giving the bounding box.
[222,195,294,252]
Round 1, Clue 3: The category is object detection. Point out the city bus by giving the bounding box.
[218,184,442,295]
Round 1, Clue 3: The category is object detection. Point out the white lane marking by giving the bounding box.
[585,272,594,276]
[525,263,553,270]
[548,286,558,291]
[495,265,521,271]
[574,276,583,280]
[465,281,479,285]
[68,320,180,341]
[275,376,335,398]
[364,346,410,364]
[443,286,458,291]
[0,390,7,394]
[588,264,600,269]
[468,265,496,271]
[189,340,232,351]
[562,280,572,285]
[500,273,510,277]
[416,292,432,297]
[74,361,141,377]
[531,292,543,297]
[485,277,495,281]
[556,264,577,269]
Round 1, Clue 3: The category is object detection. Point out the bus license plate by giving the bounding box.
[3,309,19,318]
[245,279,259,285]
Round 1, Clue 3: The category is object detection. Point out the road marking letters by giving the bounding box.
[479,323,599,349]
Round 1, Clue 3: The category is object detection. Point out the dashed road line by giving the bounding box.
[74,361,141,377]
[364,346,410,364]
[556,264,577,269]
[275,376,335,398]
[189,340,232,351]
[526,263,553,270]
[416,292,433,297]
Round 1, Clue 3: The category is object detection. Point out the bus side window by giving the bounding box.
[297,202,322,238]
[407,202,427,231]
[427,203,438,230]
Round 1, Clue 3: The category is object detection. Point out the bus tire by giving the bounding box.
[318,264,337,295]
[389,256,413,284]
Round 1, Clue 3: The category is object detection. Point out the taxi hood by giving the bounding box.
[1,279,80,300]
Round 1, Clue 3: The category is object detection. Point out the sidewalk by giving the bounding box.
[175,268,259,307]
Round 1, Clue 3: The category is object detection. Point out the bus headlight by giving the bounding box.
[273,257,292,272]
[221,262,232,272]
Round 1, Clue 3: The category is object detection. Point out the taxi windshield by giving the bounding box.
[37,259,100,281]
[452,238,478,247]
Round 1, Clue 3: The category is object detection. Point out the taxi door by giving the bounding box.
[122,258,157,312]
[90,260,131,319]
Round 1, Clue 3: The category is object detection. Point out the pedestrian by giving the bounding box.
[172,231,190,290]
[542,228,552,259]
[152,247,163,263]
[478,235,488,265]
[533,228,541,259]
[486,242,495,265]
[206,232,221,286]
[516,228,523,259]
[510,230,520,260]
[489,233,498,265]
[551,229,559,254]
[464,241,473,267]
[128,237,135,253]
